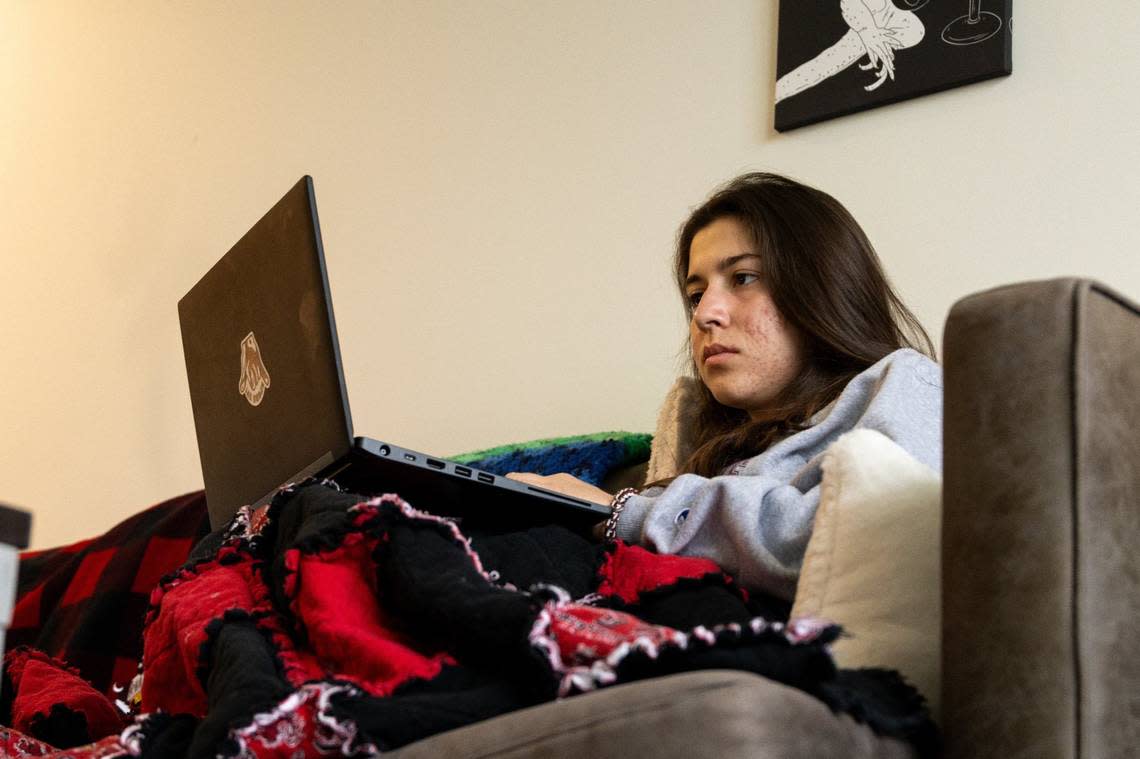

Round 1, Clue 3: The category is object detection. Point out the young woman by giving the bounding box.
[509,172,941,600]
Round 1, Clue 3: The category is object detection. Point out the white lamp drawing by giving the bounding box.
[941,0,1003,46]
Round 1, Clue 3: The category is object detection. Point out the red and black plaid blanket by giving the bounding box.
[2,483,935,758]
[7,491,211,694]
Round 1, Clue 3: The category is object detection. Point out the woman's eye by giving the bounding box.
[686,291,703,308]
[733,272,759,286]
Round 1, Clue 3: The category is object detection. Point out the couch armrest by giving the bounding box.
[942,278,1140,759]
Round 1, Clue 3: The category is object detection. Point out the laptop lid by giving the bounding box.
[179,176,353,526]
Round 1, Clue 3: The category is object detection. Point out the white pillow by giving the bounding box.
[790,428,942,721]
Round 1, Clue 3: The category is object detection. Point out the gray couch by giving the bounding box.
[386,278,1138,759]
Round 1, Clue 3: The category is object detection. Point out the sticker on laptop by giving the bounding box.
[238,331,271,406]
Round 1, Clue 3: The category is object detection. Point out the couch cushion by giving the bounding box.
[389,669,916,758]
[790,429,941,719]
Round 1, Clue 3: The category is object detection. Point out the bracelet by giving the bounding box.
[603,488,639,543]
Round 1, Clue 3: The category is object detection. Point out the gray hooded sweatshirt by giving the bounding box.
[613,348,942,600]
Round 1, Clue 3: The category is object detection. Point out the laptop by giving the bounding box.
[179,176,611,532]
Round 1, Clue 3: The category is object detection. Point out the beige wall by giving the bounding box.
[3,1,1138,548]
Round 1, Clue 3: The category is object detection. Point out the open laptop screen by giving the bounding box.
[179,176,353,524]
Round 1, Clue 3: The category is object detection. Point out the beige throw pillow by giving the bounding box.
[790,428,942,721]
[644,376,702,485]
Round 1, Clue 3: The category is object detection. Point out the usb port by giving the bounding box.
[455,466,472,477]
[477,473,494,484]
[404,453,416,462]
[427,458,445,470]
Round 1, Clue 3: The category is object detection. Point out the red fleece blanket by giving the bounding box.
[2,482,935,758]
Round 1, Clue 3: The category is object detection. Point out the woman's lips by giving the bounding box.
[702,344,739,365]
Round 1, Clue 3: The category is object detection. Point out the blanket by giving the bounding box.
[7,491,213,693]
[2,433,936,757]
[5,433,651,698]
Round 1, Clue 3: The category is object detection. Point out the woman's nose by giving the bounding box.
[693,289,729,330]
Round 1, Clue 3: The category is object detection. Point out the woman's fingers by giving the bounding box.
[504,472,613,505]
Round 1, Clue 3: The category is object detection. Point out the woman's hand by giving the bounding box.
[504,472,613,506]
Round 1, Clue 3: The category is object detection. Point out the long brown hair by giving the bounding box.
[664,172,933,481]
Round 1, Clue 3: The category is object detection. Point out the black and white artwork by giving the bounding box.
[774,0,1012,132]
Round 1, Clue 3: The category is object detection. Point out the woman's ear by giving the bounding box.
[645,376,703,483]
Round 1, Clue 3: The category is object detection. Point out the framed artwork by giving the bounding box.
[775,0,1013,132]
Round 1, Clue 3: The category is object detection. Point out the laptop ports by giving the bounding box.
[427,458,445,470]
[455,466,472,477]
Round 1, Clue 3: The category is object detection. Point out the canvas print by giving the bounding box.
[775,0,1012,132]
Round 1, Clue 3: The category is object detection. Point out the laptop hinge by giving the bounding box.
[251,451,337,509]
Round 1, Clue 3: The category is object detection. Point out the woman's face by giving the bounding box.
[685,217,805,419]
